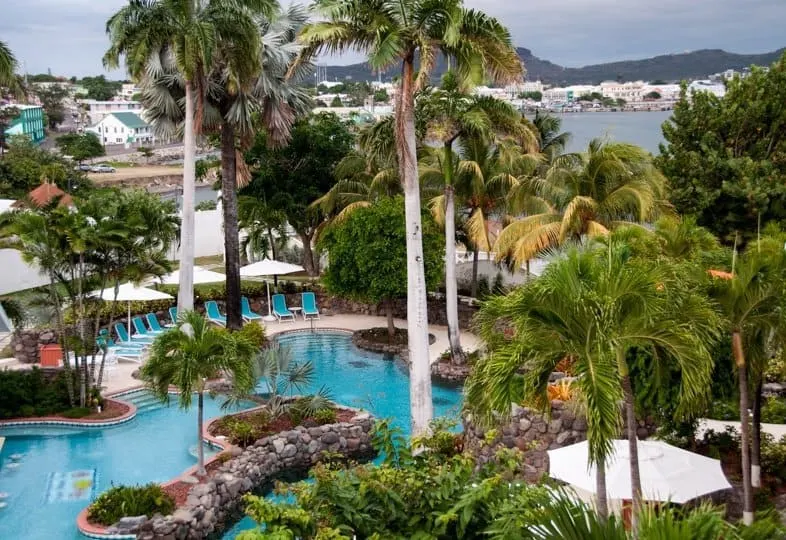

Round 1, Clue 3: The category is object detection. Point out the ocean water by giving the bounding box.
[556,111,672,154]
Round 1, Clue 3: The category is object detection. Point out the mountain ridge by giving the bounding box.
[322,47,786,85]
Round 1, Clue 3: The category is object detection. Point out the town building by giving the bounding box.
[76,99,143,124]
[599,81,647,101]
[1,104,45,143]
[117,83,141,100]
[687,80,726,98]
[86,112,154,147]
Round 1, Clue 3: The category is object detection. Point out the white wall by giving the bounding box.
[169,208,225,260]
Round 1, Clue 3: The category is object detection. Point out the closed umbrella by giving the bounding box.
[547,439,732,504]
[239,259,304,321]
[91,282,173,332]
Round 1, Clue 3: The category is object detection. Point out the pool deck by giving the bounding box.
[0,314,479,395]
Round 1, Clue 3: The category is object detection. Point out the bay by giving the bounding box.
[554,111,672,154]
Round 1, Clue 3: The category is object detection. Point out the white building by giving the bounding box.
[77,99,143,124]
[642,83,682,101]
[599,81,646,101]
[117,83,141,100]
[86,112,154,147]
[688,80,726,98]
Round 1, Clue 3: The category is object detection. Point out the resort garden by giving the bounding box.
[0,1,786,539]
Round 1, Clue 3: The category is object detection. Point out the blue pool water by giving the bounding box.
[0,331,463,539]
[222,331,464,538]
[0,392,255,540]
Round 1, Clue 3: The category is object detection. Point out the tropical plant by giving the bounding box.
[140,310,257,475]
[0,40,23,98]
[300,0,523,436]
[137,3,311,329]
[418,71,531,364]
[238,195,288,261]
[708,239,786,524]
[104,0,268,315]
[319,197,444,340]
[87,483,175,526]
[466,244,720,525]
[530,110,571,164]
[496,139,670,269]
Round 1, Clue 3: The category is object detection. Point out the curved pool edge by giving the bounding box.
[76,507,136,540]
[0,397,138,430]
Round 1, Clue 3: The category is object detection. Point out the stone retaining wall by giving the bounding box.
[133,412,375,540]
[10,328,59,363]
[464,401,657,483]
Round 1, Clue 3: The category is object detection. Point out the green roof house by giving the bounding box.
[2,104,45,144]
[88,111,154,148]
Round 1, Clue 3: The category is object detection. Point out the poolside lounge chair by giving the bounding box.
[301,292,320,320]
[98,330,145,349]
[168,307,178,327]
[132,316,163,338]
[241,297,263,322]
[96,337,145,363]
[115,322,154,344]
[204,301,227,326]
[272,294,295,322]
[145,313,168,333]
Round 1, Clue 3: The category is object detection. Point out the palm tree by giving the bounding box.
[141,310,257,475]
[467,245,718,525]
[238,194,288,261]
[136,4,311,330]
[530,110,571,164]
[104,0,266,315]
[0,40,24,98]
[708,243,786,525]
[418,72,529,364]
[301,0,522,436]
[496,139,670,269]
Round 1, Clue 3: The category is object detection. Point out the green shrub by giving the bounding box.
[313,408,337,425]
[60,407,92,418]
[761,396,786,424]
[707,399,739,421]
[281,281,299,295]
[237,321,266,347]
[476,276,490,299]
[87,484,175,526]
[195,200,217,211]
[760,434,786,483]
[223,418,256,447]
[0,368,76,418]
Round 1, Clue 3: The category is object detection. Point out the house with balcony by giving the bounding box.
[86,112,154,147]
[76,99,143,124]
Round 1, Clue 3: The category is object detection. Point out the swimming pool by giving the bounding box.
[0,392,255,540]
[0,330,463,539]
[222,330,464,538]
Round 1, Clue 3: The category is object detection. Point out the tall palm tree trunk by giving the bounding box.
[471,248,479,297]
[300,231,317,276]
[197,390,206,476]
[752,378,763,488]
[385,298,395,339]
[220,120,242,331]
[596,457,609,520]
[732,331,754,525]
[444,182,464,364]
[397,55,433,436]
[620,362,642,530]
[178,81,197,312]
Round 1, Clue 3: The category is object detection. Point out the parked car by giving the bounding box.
[73,164,92,172]
[90,165,116,173]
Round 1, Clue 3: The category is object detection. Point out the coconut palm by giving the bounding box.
[238,194,288,261]
[496,139,670,269]
[708,242,786,525]
[530,110,571,164]
[141,310,257,475]
[301,0,522,435]
[418,72,530,363]
[0,40,24,98]
[467,244,718,525]
[104,0,267,315]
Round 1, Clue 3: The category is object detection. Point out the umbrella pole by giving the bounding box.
[263,280,275,322]
[127,302,132,340]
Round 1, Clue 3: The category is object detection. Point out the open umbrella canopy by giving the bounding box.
[239,259,304,277]
[547,440,732,504]
[91,282,174,302]
[151,266,226,286]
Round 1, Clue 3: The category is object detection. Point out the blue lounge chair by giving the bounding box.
[96,337,145,362]
[167,307,178,327]
[301,292,320,320]
[99,329,145,349]
[146,313,168,333]
[272,294,295,322]
[205,301,227,326]
[115,322,153,344]
[241,297,263,322]
[133,315,163,338]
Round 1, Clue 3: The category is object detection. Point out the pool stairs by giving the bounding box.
[119,390,166,414]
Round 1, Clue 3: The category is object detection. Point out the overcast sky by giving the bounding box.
[2,0,785,78]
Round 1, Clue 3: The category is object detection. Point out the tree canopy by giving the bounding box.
[657,53,786,244]
[0,137,92,198]
[55,132,105,162]
[36,84,70,130]
[319,196,443,307]
[79,75,122,101]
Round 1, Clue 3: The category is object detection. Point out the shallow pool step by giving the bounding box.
[120,391,166,413]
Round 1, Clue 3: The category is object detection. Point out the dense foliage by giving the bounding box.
[87,484,175,526]
[55,132,105,162]
[78,75,122,102]
[658,53,786,244]
[319,197,443,319]
[0,367,80,418]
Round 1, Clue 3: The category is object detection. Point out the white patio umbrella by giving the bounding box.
[239,259,304,321]
[547,439,732,504]
[91,282,173,333]
[151,266,226,286]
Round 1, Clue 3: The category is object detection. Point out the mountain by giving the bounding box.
[322,47,786,85]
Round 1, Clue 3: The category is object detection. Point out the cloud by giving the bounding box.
[2,0,784,77]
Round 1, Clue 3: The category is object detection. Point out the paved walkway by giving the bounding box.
[697,418,786,439]
[0,314,478,395]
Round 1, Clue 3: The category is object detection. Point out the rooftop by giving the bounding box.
[11,182,73,209]
[108,111,149,129]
